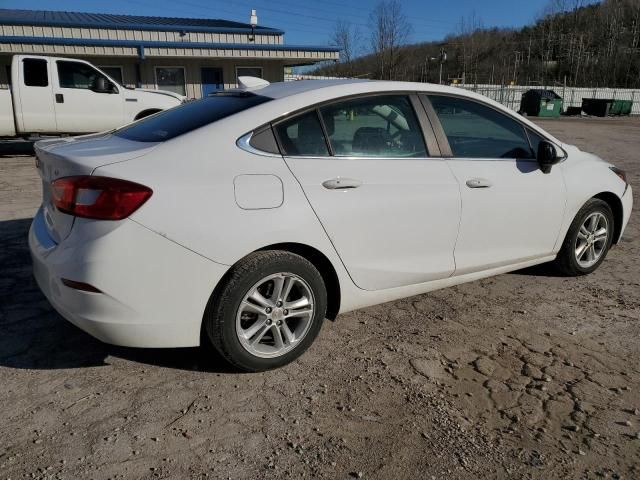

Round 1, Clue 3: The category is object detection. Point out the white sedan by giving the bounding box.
[29,78,633,371]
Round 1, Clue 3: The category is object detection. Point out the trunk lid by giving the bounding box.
[35,133,159,243]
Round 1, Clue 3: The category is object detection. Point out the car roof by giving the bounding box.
[252,79,468,100]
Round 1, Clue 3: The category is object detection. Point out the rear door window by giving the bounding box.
[114,92,271,142]
[428,95,534,159]
[320,95,427,157]
[23,58,48,87]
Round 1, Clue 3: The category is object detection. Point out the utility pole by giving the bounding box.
[439,49,447,85]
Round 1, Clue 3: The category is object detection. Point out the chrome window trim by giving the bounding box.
[281,154,445,162]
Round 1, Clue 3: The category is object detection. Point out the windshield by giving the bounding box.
[114,92,272,142]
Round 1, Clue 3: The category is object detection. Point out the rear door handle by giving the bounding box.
[465,178,492,188]
[55,93,64,103]
[322,178,362,190]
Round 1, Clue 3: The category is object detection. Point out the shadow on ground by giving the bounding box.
[1,216,563,373]
[0,217,236,373]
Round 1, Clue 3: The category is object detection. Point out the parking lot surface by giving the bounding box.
[1,117,639,479]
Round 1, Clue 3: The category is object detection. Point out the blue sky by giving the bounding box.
[0,0,599,47]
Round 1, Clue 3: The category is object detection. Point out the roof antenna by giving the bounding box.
[249,9,257,42]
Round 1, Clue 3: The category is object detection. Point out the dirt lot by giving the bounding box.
[1,117,639,479]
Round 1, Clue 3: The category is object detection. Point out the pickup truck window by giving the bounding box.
[57,61,108,90]
[113,92,272,143]
[23,59,48,87]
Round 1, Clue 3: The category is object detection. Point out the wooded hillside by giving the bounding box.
[315,0,640,88]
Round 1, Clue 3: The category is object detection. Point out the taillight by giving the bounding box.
[51,176,152,220]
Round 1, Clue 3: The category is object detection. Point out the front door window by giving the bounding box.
[428,95,534,159]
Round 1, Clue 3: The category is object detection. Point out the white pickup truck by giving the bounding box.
[0,55,184,140]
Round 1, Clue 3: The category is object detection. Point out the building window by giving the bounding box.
[155,67,186,96]
[236,67,263,82]
[23,58,48,87]
[99,66,124,85]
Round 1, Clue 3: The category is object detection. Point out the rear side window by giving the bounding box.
[428,95,534,159]
[320,95,426,157]
[114,93,271,142]
[274,110,329,156]
[23,59,48,87]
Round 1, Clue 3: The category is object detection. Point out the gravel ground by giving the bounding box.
[1,117,639,479]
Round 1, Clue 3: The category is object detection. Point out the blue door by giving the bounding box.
[201,67,223,97]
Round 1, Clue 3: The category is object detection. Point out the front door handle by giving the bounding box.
[55,93,64,103]
[322,178,362,190]
[466,178,492,189]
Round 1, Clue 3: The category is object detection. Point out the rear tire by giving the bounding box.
[553,198,614,276]
[203,251,327,372]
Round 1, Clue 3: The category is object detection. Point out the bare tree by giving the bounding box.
[369,0,412,80]
[330,20,360,77]
[314,0,640,88]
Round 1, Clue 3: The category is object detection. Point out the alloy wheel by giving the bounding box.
[575,212,609,268]
[235,273,315,358]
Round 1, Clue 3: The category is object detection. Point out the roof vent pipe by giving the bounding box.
[249,9,257,42]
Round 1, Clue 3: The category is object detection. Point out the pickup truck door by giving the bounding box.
[13,57,57,133]
[52,60,124,133]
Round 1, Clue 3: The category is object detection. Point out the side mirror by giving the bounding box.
[91,76,113,93]
[537,141,562,174]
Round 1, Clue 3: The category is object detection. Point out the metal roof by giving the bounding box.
[0,35,340,54]
[0,8,284,34]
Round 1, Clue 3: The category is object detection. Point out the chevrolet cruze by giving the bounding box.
[29,78,633,371]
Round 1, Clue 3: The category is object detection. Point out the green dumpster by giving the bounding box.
[609,100,624,115]
[582,98,633,116]
[519,89,563,117]
[609,100,632,115]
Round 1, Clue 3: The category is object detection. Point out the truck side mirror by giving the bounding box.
[91,76,114,93]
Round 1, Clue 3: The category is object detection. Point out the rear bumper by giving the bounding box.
[29,207,229,348]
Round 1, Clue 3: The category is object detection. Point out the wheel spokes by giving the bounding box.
[594,227,607,243]
[236,272,315,358]
[249,290,274,309]
[249,322,271,345]
[576,242,589,260]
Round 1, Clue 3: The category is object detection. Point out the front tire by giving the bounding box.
[553,198,614,276]
[203,251,327,372]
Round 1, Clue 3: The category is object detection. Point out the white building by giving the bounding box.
[0,8,339,98]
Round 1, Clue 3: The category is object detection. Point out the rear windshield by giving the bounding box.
[114,92,271,142]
